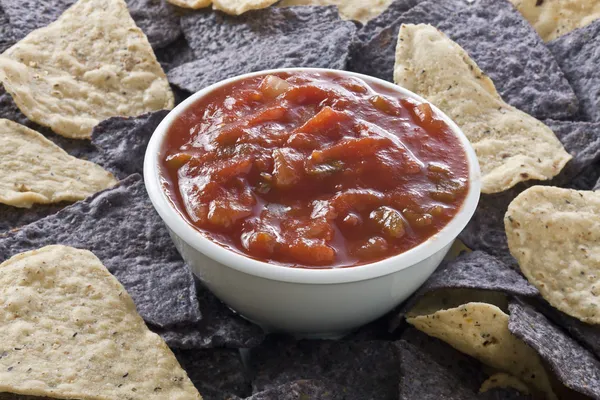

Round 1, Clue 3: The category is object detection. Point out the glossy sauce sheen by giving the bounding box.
[160,72,469,268]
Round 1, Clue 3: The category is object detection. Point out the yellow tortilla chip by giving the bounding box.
[0,119,116,208]
[480,373,531,396]
[510,0,600,42]
[0,0,174,139]
[277,0,394,24]
[212,0,279,15]
[393,24,571,194]
[0,245,202,400]
[166,0,211,9]
[407,298,556,399]
[505,186,600,325]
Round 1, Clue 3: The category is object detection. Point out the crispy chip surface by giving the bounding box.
[393,24,571,193]
[0,119,116,208]
[505,186,600,324]
[407,300,555,399]
[0,0,174,139]
[0,245,201,399]
[510,0,600,42]
[166,0,211,8]
[278,0,394,23]
[212,0,278,15]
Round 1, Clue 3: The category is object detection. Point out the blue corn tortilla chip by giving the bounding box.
[153,279,265,349]
[171,6,356,93]
[357,0,422,42]
[250,337,400,399]
[508,299,600,399]
[0,0,181,49]
[238,380,350,400]
[0,6,15,53]
[174,348,251,400]
[0,203,67,235]
[545,120,600,179]
[88,111,169,179]
[548,20,600,122]
[531,299,600,361]
[155,35,198,72]
[0,175,201,328]
[398,328,528,400]
[350,0,579,120]
[410,251,537,297]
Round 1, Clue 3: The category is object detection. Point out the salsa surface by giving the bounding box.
[160,71,469,268]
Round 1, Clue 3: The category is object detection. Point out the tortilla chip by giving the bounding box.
[126,0,182,49]
[0,0,181,49]
[505,186,600,324]
[397,340,483,400]
[153,280,265,349]
[398,328,529,400]
[508,299,600,398]
[278,0,394,24]
[407,300,556,398]
[480,373,530,396]
[357,0,421,41]
[175,349,249,399]
[546,120,600,180]
[250,337,400,399]
[0,245,201,399]
[243,380,348,400]
[0,119,116,208]
[509,0,600,42]
[549,20,600,122]
[352,0,579,120]
[166,0,211,9]
[212,0,278,15]
[392,251,537,330]
[0,0,174,139]
[0,203,67,235]
[412,251,537,299]
[394,24,571,193]
[0,175,201,328]
[173,7,355,93]
[155,36,198,72]
[0,7,15,54]
[89,111,169,179]
[533,298,600,360]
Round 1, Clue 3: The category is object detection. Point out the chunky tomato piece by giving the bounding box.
[161,71,469,268]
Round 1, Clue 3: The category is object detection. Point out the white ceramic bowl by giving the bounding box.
[144,68,481,338]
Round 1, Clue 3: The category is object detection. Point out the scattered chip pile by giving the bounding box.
[0,0,600,399]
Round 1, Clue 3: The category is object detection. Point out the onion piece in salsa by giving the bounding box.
[160,71,469,268]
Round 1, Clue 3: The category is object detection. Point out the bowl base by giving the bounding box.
[241,314,351,340]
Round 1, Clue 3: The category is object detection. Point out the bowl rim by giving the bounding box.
[143,67,481,284]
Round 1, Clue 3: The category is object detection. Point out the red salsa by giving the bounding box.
[160,71,469,268]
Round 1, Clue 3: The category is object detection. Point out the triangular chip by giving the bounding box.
[0,0,174,139]
[393,23,571,193]
[407,298,556,399]
[166,0,211,9]
[505,186,600,324]
[0,245,202,399]
[277,0,394,23]
[509,0,600,42]
[211,0,278,15]
[0,119,116,208]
